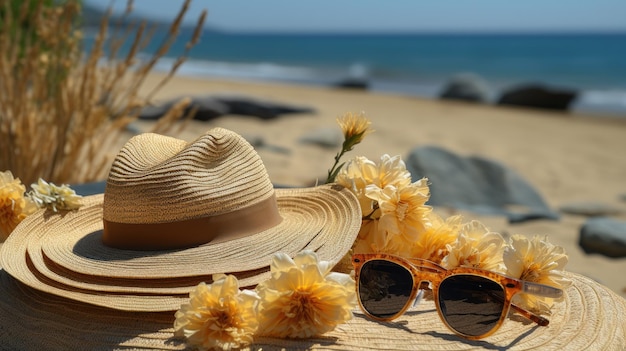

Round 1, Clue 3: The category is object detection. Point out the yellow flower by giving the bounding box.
[256,251,356,338]
[336,111,373,151]
[442,220,505,273]
[504,235,571,315]
[408,213,463,264]
[352,219,383,254]
[367,178,431,244]
[174,275,260,351]
[336,155,412,218]
[28,178,82,212]
[0,171,37,241]
[336,156,379,217]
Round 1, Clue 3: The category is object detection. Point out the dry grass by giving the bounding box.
[0,0,206,185]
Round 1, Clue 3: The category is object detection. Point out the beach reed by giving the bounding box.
[0,0,206,186]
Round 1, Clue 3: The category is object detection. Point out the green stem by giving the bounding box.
[325,148,347,184]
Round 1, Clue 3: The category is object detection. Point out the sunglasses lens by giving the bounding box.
[358,260,414,319]
[438,275,505,337]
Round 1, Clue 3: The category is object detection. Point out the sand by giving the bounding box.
[128,72,626,298]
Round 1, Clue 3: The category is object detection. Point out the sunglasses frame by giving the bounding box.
[352,253,563,340]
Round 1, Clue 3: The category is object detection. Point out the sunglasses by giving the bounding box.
[352,253,563,340]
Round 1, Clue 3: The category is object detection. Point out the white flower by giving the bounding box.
[28,178,82,212]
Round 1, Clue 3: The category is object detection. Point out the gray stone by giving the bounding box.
[213,94,315,119]
[139,95,315,121]
[405,145,559,223]
[579,217,626,258]
[559,202,623,217]
[497,84,578,111]
[439,73,491,103]
[298,127,344,148]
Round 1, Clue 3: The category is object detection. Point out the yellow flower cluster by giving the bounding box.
[335,153,570,315]
[336,154,434,255]
[174,251,356,350]
[0,171,37,241]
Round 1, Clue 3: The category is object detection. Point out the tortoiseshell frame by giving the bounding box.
[352,253,563,340]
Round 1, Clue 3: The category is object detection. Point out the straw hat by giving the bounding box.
[0,127,362,311]
[0,265,624,350]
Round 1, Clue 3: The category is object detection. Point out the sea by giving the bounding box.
[94,29,626,117]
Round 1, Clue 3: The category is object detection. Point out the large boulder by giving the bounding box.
[497,84,578,111]
[439,73,491,103]
[579,217,626,258]
[405,146,559,223]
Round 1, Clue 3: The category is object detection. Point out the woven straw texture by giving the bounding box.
[0,267,624,350]
[0,128,362,311]
[0,185,362,311]
[104,130,274,224]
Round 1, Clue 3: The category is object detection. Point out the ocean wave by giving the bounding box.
[151,56,321,82]
[572,90,626,116]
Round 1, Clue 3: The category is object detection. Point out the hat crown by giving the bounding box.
[103,128,275,225]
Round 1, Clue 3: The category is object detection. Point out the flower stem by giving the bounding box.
[325,148,347,184]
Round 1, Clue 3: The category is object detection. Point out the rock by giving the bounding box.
[298,127,343,148]
[497,84,578,111]
[579,217,626,258]
[333,78,369,90]
[213,95,315,120]
[439,73,491,103]
[186,97,231,121]
[559,202,623,216]
[138,97,228,121]
[139,95,315,121]
[405,145,559,223]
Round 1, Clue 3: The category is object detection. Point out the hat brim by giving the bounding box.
[0,268,623,350]
[0,184,361,311]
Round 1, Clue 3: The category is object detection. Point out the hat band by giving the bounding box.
[101,195,282,250]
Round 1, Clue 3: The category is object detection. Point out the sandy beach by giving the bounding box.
[129,72,626,298]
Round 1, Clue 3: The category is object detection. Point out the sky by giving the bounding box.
[84,0,626,33]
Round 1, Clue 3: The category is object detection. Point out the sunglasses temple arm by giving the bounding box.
[522,281,564,299]
[510,281,564,327]
[509,303,550,326]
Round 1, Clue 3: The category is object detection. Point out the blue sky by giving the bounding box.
[85,0,626,33]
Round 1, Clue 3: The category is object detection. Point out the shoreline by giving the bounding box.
[153,55,626,119]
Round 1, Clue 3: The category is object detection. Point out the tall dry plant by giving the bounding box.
[0,0,206,186]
